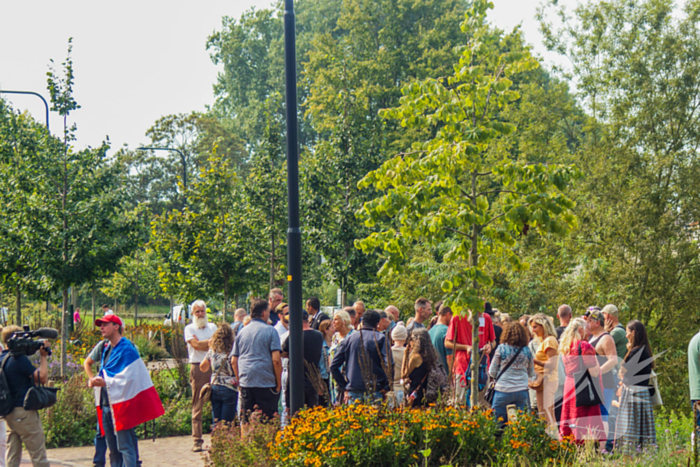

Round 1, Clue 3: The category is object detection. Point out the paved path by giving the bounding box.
[21,435,210,466]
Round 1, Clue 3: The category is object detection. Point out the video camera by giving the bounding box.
[7,326,58,357]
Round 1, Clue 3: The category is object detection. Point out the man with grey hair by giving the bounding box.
[353,301,366,326]
[184,300,217,452]
[268,288,284,325]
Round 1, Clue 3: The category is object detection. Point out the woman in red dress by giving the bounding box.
[559,317,605,443]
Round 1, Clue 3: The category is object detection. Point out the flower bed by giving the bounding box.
[267,404,575,467]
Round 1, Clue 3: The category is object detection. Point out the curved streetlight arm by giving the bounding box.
[0,90,50,132]
[137,146,187,191]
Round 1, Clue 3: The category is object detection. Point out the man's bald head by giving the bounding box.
[385,305,400,322]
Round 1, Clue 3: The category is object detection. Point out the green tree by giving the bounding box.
[301,0,470,303]
[39,41,139,375]
[356,0,579,406]
[151,154,254,315]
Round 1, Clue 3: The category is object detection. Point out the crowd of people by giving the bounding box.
[161,290,669,457]
[5,290,700,467]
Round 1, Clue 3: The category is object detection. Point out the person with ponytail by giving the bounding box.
[613,320,657,455]
[559,318,605,443]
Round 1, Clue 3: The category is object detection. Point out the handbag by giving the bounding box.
[574,343,603,407]
[528,373,545,391]
[199,360,225,404]
[649,370,663,406]
[485,346,524,405]
[23,377,58,411]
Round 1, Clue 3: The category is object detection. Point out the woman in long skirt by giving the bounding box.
[614,320,657,455]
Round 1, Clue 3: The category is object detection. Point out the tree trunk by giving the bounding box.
[60,288,69,378]
[270,226,276,290]
[134,275,139,328]
[223,271,229,323]
[15,283,21,325]
[92,283,96,323]
[470,170,480,409]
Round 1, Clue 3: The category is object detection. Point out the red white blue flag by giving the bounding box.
[94,338,164,432]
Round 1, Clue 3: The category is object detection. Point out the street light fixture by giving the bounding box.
[137,146,188,192]
[0,90,50,132]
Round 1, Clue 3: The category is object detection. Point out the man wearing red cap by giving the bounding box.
[84,315,153,467]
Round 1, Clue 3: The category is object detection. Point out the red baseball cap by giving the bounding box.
[95,314,123,327]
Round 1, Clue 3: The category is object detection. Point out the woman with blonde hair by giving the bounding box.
[559,318,604,443]
[528,314,559,430]
[330,310,354,404]
[200,323,237,426]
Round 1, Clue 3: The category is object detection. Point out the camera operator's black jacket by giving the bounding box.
[1,350,37,407]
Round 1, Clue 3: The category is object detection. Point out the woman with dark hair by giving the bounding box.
[488,322,535,426]
[200,323,237,426]
[613,320,657,455]
[402,328,438,407]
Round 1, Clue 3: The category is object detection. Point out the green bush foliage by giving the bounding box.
[41,374,97,448]
[207,416,279,467]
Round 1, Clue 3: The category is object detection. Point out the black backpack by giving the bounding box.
[0,354,16,417]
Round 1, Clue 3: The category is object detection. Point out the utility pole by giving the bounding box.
[283,0,304,416]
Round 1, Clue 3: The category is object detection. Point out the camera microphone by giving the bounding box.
[31,328,59,339]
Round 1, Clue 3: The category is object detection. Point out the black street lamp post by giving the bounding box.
[283,0,304,416]
[0,90,50,132]
[137,146,188,192]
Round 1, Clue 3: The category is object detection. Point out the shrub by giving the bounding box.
[207,416,279,467]
[41,374,97,448]
[498,412,576,466]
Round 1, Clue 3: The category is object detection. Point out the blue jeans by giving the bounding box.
[492,389,529,426]
[347,390,383,404]
[94,419,107,466]
[211,385,238,426]
[102,406,139,467]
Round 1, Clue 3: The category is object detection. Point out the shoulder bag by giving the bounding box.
[199,358,226,404]
[485,346,524,405]
[23,376,58,411]
[574,343,603,407]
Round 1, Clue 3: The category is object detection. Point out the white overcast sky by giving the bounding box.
[0,0,574,152]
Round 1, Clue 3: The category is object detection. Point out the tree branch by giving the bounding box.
[476,190,527,197]
[443,227,470,237]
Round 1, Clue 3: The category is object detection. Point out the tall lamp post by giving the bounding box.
[137,147,188,204]
[0,90,50,132]
[283,0,304,416]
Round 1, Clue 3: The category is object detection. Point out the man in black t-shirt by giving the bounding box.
[1,325,51,467]
[281,310,324,408]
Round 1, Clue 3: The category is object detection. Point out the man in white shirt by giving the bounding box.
[101,304,114,316]
[274,303,289,425]
[184,300,217,452]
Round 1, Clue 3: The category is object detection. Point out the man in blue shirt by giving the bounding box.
[1,325,51,467]
[232,299,283,424]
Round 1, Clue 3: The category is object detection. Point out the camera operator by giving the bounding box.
[0,325,50,467]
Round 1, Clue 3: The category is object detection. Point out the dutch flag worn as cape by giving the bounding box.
[94,338,164,432]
